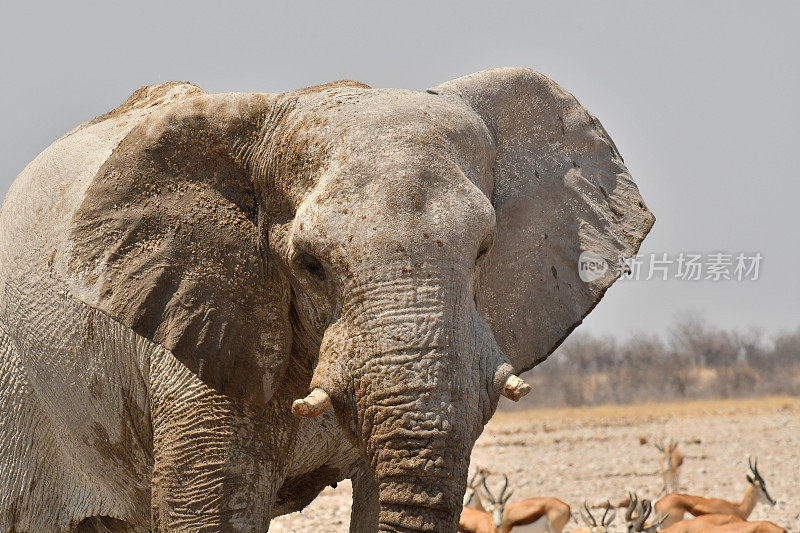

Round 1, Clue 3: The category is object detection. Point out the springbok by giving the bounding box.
[459,506,496,533]
[479,474,571,533]
[660,514,745,533]
[654,458,776,528]
[481,474,514,531]
[628,497,671,533]
[501,497,571,533]
[625,493,643,533]
[571,502,617,533]
[626,493,662,533]
[465,468,490,511]
[655,439,684,495]
[697,521,786,533]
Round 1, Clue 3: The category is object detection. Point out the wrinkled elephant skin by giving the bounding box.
[0,70,653,532]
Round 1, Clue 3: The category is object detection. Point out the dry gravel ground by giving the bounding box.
[271,396,800,532]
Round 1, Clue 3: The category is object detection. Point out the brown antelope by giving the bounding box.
[571,502,617,533]
[479,474,571,533]
[459,506,496,533]
[660,514,745,533]
[481,474,515,531]
[655,458,776,528]
[465,467,490,512]
[697,521,786,533]
[500,497,571,533]
[655,439,684,495]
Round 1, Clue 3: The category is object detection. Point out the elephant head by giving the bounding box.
[66,69,653,531]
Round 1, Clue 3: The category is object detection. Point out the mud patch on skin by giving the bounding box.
[85,418,151,510]
[119,385,152,457]
[88,374,104,399]
[67,91,293,404]
[83,308,95,347]
[4,496,18,532]
[86,82,204,127]
[292,80,371,96]
[88,423,130,467]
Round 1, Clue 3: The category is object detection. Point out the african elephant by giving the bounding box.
[0,68,654,532]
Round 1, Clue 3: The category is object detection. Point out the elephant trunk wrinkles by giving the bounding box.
[328,268,485,531]
[355,353,470,532]
[370,395,468,531]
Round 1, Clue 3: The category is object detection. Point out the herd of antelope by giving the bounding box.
[458,441,784,533]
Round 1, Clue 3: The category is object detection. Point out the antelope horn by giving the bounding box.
[753,457,764,482]
[469,468,486,488]
[498,473,509,501]
[748,456,759,478]
[583,502,597,527]
[625,492,638,522]
[601,502,611,525]
[501,374,531,401]
[603,505,616,527]
[481,476,497,505]
[635,500,651,530]
[291,388,331,418]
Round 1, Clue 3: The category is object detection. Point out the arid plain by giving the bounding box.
[272,396,800,532]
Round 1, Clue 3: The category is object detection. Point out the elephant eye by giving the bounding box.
[297,253,326,283]
[476,234,493,265]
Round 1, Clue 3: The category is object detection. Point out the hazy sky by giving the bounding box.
[2,2,798,339]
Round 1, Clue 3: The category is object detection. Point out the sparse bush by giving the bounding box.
[508,316,800,409]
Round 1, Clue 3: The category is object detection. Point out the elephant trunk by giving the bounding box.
[356,354,470,532]
[376,477,462,532]
[305,269,509,531]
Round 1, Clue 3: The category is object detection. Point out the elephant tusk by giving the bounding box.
[291,388,332,418]
[501,374,531,401]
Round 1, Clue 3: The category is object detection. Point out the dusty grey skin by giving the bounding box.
[0,69,654,532]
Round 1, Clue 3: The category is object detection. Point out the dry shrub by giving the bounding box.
[508,315,800,409]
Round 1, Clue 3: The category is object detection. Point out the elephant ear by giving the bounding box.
[66,90,292,403]
[429,68,654,374]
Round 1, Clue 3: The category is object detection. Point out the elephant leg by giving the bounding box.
[149,350,294,532]
[349,466,380,533]
[1,324,117,533]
